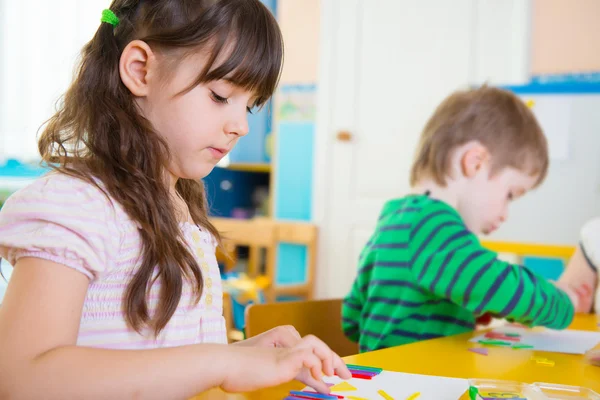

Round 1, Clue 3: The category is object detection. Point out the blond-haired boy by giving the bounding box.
[342,86,579,353]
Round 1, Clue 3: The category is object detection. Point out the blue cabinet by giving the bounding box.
[204,167,270,218]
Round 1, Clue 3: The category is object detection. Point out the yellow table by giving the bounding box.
[193,314,600,399]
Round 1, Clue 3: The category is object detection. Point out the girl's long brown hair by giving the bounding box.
[38,0,283,335]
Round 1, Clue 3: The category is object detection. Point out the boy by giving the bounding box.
[342,86,580,353]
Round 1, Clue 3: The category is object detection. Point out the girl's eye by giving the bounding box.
[210,91,228,104]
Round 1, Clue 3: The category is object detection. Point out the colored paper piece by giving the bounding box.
[346,364,383,373]
[469,386,479,400]
[378,389,394,400]
[468,347,489,356]
[289,391,339,399]
[484,332,520,342]
[471,328,600,355]
[351,373,373,380]
[505,332,521,337]
[348,369,378,376]
[536,359,555,367]
[406,392,421,400]
[330,381,357,392]
[347,397,368,400]
[478,340,511,346]
[512,344,534,349]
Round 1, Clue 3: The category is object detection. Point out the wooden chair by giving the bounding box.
[269,221,318,301]
[212,217,277,277]
[212,217,317,301]
[245,298,358,357]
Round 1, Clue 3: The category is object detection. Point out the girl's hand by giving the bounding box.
[234,325,301,348]
[221,335,351,394]
[292,335,351,394]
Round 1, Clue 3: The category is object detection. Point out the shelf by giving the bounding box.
[226,163,271,173]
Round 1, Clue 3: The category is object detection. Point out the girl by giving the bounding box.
[0,1,350,398]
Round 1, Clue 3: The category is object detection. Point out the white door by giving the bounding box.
[313,0,531,298]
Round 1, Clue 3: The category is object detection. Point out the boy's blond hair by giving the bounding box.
[410,86,548,187]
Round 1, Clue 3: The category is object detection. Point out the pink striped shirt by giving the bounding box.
[0,173,227,348]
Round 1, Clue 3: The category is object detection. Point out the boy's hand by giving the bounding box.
[553,281,593,313]
[573,283,594,313]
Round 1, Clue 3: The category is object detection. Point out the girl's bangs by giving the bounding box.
[201,5,283,106]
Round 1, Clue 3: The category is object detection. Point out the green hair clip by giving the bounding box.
[101,9,120,27]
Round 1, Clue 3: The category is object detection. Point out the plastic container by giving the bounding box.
[465,379,600,400]
[467,378,535,399]
[532,382,600,400]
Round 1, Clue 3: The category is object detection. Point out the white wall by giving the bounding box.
[0,0,107,161]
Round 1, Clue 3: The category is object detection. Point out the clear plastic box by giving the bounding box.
[465,379,600,400]
[531,382,600,400]
[467,378,537,399]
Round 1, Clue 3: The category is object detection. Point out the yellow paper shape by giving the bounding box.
[378,389,395,400]
[330,381,357,392]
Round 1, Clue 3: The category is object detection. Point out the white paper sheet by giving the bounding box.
[301,370,469,400]
[470,327,600,355]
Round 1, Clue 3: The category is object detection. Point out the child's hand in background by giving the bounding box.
[585,348,600,366]
[573,283,594,313]
[553,281,593,313]
[221,335,351,393]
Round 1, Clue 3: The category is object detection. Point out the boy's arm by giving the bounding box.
[411,224,575,329]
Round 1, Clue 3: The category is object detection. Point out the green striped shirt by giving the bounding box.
[342,195,574,352]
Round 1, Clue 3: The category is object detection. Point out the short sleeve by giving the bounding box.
[580,218,600,272]
[0,173,121,280]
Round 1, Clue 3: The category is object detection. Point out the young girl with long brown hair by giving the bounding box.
[0,1,350,397]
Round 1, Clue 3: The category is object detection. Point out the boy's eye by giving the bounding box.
[507,191,514,200]
[210,91,228,104]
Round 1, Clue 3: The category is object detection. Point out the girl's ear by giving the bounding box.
[119,40,157,97]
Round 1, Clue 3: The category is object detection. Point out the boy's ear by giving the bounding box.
[460,142,490,178]
[119,40,157,97]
